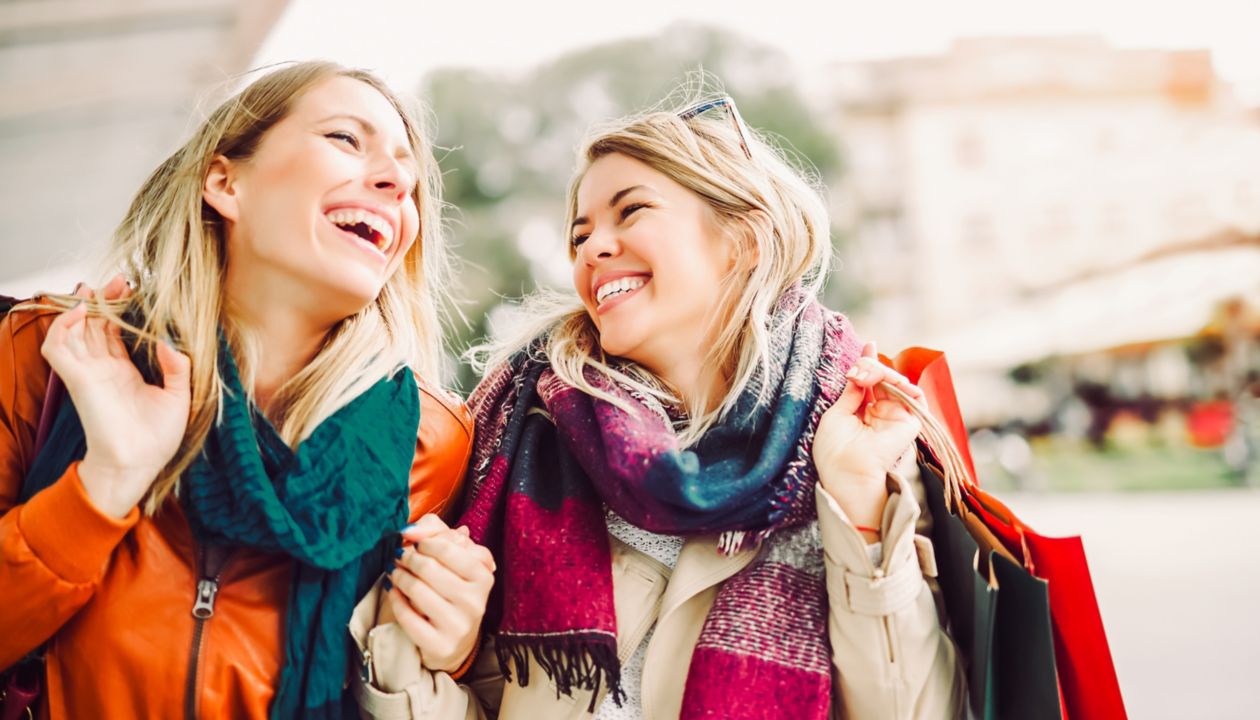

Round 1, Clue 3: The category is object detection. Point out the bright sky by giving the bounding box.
[255,0,1260,101]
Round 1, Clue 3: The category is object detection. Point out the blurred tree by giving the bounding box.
[421,23,850,391]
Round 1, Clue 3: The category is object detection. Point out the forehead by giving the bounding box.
[288,75,410,143]
[576,153,675,208]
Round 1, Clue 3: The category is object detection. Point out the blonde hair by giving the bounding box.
[39,61,449,514]
[474,90,832,446]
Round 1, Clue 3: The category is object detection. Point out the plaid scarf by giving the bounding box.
[458,287,864,718]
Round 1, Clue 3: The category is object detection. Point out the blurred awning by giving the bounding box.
[929,240,1260,370]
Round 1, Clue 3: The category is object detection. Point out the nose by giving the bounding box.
[580,225,622,264]
[367,155,413,204]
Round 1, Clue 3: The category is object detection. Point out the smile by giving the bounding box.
[595,275,650,312]
[324,208,396,256]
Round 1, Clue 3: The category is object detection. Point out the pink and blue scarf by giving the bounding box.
[459,287,863,718]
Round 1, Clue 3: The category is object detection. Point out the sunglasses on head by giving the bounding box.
[677,96,753,161]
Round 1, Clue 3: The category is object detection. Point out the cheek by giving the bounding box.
[572,263,592,304]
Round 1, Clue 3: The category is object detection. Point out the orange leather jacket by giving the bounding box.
[0,307,474,719]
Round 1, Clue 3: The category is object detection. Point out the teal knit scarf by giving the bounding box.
[25,338,419,719]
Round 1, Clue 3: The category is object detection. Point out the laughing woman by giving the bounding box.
[0,62,491,719]
[353,94,965,719]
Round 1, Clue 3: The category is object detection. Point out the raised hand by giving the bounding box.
[39,276,191,518]
[385,514,496,673]
[812,341,924,531]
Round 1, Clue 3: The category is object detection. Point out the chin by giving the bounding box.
[317,279,384,321]
[596,331,645,363]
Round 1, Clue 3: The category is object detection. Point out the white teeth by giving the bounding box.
[596,276,648,305]
[324,208,395,252]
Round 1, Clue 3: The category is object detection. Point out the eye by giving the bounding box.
[619,202,649,221]
[571,233,590,247]
[326,130,361,150]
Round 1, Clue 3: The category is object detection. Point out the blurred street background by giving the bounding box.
[3,1,1259,716]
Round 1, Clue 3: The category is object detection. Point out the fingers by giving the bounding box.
[104,319,128,360]
[390,564,463,628]
[845,356,924,403]
[101,274,131,301]
[414,532,496,579]
[155,340,191,395]
[832,365,868,416]
[386,586,446,652]
[83,309,113,358]
[41,302,88,372]
[401,513,449,544]
[396,544,462,590]
[863,400,922,439]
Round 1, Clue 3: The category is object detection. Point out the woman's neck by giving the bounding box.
[225,290,331,413]
[652,350,731,416]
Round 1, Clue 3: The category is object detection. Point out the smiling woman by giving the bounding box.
[351,90,965,720]
[0,62,486,720]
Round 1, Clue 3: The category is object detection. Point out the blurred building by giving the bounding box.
[829,37,1260,382]
[0,0,288,294]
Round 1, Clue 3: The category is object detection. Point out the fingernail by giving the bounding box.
[382,576,393,591]
[394,546,405,559]
[386,562,396,574]
[846,366,858,379]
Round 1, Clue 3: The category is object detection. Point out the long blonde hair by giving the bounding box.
[39,61,449,514]
[474,91,832,446]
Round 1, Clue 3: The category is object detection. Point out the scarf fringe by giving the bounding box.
[494,631,624,712]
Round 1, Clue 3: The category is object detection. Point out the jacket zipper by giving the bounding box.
[185,545,229,720]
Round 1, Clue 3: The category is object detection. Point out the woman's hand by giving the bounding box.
[39,276,191,518]
[812,341,923,532]
[386,514,495,673]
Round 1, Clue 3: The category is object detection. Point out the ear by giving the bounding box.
[731,209,769,272]
[203,155,241,223]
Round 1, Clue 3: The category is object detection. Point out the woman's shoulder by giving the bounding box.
[2,298,58,347]
[414,375,473,443]
[1,299,58,390]
[407,375,474,519]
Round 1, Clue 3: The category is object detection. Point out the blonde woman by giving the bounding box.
[0,62,493,719]
[354,94,964,719]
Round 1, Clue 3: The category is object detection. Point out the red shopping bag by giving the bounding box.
[887,347,1128,720]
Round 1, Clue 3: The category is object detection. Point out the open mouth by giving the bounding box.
[325,209,395,256]
[595,275,650,311]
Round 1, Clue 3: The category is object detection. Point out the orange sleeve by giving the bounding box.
[406,378,474,524]
[0,307,139,669]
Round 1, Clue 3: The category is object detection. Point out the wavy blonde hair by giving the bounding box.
[37,61,449,514]
[474,92,832,446]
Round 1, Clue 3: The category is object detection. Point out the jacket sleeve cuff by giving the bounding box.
[817,474,937,616]
[17,461,139,584]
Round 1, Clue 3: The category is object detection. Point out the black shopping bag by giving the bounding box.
[920,459,1063,720]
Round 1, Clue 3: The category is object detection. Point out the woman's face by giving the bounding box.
[207,76,420,323]
[570,152,735,372]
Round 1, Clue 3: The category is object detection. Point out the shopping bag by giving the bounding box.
[920,457,1063,719]
[888,347,1127,720]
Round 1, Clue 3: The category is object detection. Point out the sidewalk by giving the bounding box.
[1001,489,1260,719]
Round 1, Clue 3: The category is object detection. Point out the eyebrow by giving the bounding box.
[319,113,418,168]
[570,185,651,231]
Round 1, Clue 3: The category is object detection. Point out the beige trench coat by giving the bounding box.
[349,472,966,720]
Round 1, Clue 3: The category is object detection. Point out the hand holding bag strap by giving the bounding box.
[877,380,1019,567]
